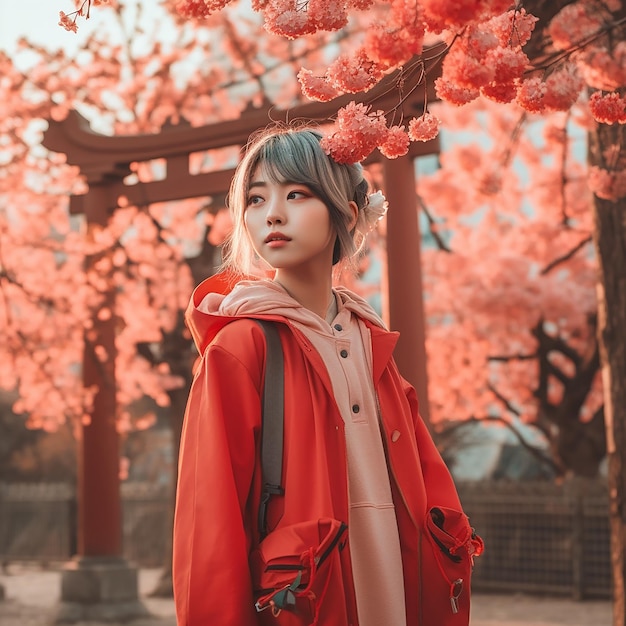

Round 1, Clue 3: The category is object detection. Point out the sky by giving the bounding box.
[0,0,112,54]
[1,2,65,52]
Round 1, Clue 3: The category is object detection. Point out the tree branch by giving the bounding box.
[540,235,593,275]
[416,194,451,252]
[439,414,563,476]
[488,351,537,362]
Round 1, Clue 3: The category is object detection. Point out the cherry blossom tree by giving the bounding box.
[22,0,626,617]
[2,0,348,594]
[140,0,622,617]
[3,0,344,428]
[418,97,604,478]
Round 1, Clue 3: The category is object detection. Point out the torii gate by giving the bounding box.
[42,83,439,619]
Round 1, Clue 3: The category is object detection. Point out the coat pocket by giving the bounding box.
[424,506,484,621]
[251,517,348,625]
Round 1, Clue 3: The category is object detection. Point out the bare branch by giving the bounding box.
[487,382,522,417]
[439,414,562,476]
[541,236,593,275]
[488,352,537,362]
[416,194,452,252]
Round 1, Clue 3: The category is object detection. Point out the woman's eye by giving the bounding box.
[287,189,308,200]
[247,195,263,206]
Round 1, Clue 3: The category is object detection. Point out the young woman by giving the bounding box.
[172,126,482,626]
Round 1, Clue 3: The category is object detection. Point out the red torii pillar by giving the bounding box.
[383,154,431,422]
[56,169,148,621]
[42,92,437,619]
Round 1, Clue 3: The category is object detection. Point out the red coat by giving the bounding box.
[173,277,482,626]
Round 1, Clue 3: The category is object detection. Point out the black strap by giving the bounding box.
[256,320,285,539]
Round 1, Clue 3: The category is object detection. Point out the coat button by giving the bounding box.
[340,349,348,358]
[334,324,343,331]
[391,430,401,442]
[352,404,360,414]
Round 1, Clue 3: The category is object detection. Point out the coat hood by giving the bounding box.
[185,271,387,355]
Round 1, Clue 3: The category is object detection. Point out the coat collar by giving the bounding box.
[365,321,399,384]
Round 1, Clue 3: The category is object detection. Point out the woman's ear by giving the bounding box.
[347,201,359,231]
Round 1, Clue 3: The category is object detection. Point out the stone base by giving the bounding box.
[56,556,150,623]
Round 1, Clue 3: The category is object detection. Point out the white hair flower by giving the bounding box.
[363,191,388,230]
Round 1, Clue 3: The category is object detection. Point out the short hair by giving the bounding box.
[221,125,371,275]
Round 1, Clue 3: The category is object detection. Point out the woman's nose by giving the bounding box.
[265,199,285,225]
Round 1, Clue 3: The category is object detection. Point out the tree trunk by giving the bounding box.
[589,122,626,626]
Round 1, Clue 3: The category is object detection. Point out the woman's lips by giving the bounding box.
[265,232,291,247]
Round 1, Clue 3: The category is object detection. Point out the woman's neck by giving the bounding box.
[273,271,334,321]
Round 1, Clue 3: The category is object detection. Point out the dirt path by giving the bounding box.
[0,564,613,625]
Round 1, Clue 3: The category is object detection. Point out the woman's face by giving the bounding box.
[244,164,336,277]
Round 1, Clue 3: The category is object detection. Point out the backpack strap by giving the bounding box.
[256,320,285,540]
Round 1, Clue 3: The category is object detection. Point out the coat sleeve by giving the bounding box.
[173,333,263,626]
[403,379,463,510]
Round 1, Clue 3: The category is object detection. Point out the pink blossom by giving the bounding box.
[176,0,231,19]
[363,27,397,67]
[543,64,584,111]
[421,10,446,34]
[58,11,78,33]
[516,76,547,113]
[320,102,389,163]
[307,0,348,31]
[346,0,374,8]
[264,5,316,38]
[435,76,480,106]
[320,132,369,164]
[421,0,511,32]
[548,3,603,51]
[517,65,584,114]
[485,8,538,48]
[458,25,499,58]
[588,165,626,201]
[364,23,424,67]
[486,0,518,19]
[378,125,410,158]
[327,48,384,93]
[481,80,518,104]
[477,170,502,196]
[365,0,425,62]
[576,44,626,91]
[408,113,440,142]
[485,46,528,83]
[297,68,341,102]
[589,91,626,124]
[442,48,494,89]
[389,0,422,24]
